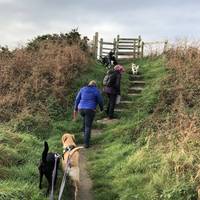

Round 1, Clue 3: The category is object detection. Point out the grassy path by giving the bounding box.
[87,57,167,200]
[78,129,102,200]
[78,149,93,200]
[77,70,146,199]
[1,59,165,200]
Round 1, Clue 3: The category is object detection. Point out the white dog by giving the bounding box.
[131,63,139,75]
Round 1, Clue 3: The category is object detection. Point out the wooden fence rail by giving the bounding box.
[91,32,144,60]
[116,35,143,60]
[143,40,168,56]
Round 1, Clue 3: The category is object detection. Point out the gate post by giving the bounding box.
[138,35,141,58]
[94,32,98,59]
[163,40,168,53]
[113,38,116,54]
[133,39,136,60]
[115,35,119,60]
[99,38,103,58]
[141,41,144,58]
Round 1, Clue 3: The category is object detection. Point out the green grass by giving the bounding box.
[87,57,197,200]
[0,60,110,200]
[1,56,197,200]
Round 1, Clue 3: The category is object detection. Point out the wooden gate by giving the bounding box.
[91,33,144,60]
[115,35,143,60]
[99,38,116,58]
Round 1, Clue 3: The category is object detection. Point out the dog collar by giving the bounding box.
[63,145,76,153]
[62,145,76,160]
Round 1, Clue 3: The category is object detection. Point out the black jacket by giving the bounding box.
[113,71,121,95]
[104,70,121,95]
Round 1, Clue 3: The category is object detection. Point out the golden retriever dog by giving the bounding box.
[61,133,83,200]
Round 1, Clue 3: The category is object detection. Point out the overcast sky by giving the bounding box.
[0,0,200,48]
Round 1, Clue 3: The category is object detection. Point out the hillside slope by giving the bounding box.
[89,52,199,200]
[1,45,199,200]
[0,58,106,200]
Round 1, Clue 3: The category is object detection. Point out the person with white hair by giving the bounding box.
[74,80,103,148]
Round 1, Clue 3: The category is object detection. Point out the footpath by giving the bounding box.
[77,72,145,200]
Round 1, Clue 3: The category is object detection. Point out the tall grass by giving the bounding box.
[89,50,200,200]
[0,32,89,123]
[0,51,106,199]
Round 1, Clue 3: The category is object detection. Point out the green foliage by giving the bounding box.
[27,28,89,52]
[88,56,198,200]
[47,97,66,120]
[13,112,53,139]
[161,183,197,200]
[0,181,44,200]
[0,126,45,200]
[2,53,198,200]
[0,58,106,200]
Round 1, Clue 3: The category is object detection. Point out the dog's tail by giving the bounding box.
[42,141,49,163]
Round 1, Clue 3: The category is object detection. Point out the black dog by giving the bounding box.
[100,51,118,68]
[38,141,60,195]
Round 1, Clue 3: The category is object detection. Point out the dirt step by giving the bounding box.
[129,74,143,81]
[114,108,126,112]
[130,80,145,87]
[129,87,144,93]
[119,100,132,104]
[127,93,141,97]
[96,118,120,125]
[127,71,142,75]
[91,129,102,138]
[132,80,145,84]
[129,86,144,90]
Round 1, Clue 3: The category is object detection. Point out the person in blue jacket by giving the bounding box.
[74,80,103,148]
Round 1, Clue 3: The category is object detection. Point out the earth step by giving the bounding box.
[114,108,126,112]
[129,86,144,90]
[129,74,143,81]
[129,87,144,93]
[119,100,132,104]
[129,86,144,91]
[127,93,141,97]
[128,71,142,75]
[130,80,145,87]
[96,118,120,125]
[92,129,102,137]
[132,80,145,84]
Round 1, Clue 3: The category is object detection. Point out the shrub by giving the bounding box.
[13,111,53,139]
[0,30,89,122]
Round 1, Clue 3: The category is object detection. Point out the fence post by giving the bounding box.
[141,41,144,58]
[163,40,168,53]
[94,32,98,59]
[91,34,95,57]
[115,35,119,60]
[133,39,136,60]
[99,38,103,58]
[138,35,141,58]
[113,38,116,54]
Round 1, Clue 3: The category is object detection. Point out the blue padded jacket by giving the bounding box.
[74,86,103,111]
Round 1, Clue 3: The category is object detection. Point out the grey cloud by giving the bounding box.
[0,0,200,47]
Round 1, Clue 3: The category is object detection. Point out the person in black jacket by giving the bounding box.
[103,65,125,119]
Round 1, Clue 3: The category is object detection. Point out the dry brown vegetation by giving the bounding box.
[146,45,200,195]
[153,45,200,137]
[0,33,89,122]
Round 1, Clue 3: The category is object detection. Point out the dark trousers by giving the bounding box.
[80,109,95,147]
[106,94,117,119]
